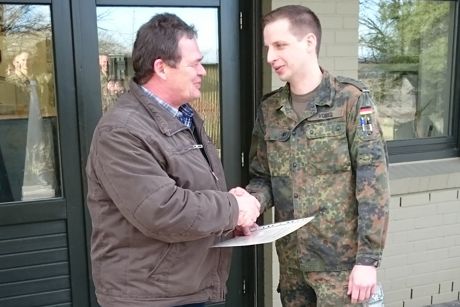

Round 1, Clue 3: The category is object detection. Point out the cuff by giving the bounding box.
[355,256,380,268]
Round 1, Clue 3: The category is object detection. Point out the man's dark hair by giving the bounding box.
[132,13,197,84]
[263,5,322,55]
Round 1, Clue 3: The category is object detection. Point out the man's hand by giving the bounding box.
[347,265,377,304]
[229,187,247,197]
[229,187,260,228]
[234,223,259,236]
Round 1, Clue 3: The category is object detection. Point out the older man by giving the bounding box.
[86,13,260,307]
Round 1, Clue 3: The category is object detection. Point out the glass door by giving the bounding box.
[0,1,89,306]
[0,5,59,203]
[0,1,252,306]
[74,0,251,306]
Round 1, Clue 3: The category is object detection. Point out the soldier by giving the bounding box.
[246,5,390,306]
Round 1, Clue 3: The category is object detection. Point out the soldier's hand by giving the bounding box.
[347,265,377,304]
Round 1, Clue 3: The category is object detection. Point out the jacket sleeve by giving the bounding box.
[246,105,274,213]
[347,90,390,266]
[91,126,239,243]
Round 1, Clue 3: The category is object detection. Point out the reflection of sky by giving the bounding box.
[358,2,379,59]
[97,7,219,63]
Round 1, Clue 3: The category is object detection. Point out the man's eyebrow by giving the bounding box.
[195,56,204,62]
[265,40,287,46]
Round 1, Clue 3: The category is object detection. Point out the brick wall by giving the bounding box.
[382,188,460,307]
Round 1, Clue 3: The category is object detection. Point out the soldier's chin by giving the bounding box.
[274,70,287,80]
[277,74,289,82]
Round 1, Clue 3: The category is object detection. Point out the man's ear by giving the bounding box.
[153,58,167,80]
[304,33,317,53]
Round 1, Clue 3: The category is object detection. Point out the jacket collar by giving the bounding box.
[129,80,204,137]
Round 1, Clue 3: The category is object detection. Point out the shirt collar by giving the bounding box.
[141,86,194,129]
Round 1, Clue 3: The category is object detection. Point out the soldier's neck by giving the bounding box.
[290,65,322,95]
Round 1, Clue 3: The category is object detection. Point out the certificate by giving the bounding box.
[212,216,314,247]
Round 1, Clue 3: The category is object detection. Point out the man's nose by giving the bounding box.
[266,47,276,64]
[198,63,207,76]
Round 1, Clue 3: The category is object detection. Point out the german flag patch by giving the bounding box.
[359,106,374,135]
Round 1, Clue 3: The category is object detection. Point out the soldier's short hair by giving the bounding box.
[263,5,322,55]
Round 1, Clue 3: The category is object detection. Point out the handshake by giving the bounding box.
[229,187,261,236]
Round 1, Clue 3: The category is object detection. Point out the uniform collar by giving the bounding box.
[274,69,335,111]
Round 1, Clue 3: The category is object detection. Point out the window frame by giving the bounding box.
[358,0,460,163]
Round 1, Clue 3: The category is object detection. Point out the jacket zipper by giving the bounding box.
[189,126,220,186]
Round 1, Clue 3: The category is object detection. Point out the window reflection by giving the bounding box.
[0,5,60,202]
[359,0,454,141]
[99,53,128,112]
[97,7,221,150]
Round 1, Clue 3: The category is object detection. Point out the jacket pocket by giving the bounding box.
[147,243,173,277]
[305,121,351,175]
[264,128,291,177]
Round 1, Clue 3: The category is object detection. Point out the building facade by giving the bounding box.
[0,0,459,307]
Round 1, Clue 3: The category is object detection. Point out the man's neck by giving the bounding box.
[143,81,183,109]
[290,64,322,95]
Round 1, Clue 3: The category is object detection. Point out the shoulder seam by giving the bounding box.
[336,76,368,91]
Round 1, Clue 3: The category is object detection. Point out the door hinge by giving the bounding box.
[241,152,245,167]
[242,278,246,294]
[240,11,243,30]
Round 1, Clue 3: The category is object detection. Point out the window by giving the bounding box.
[0,4,61,202]
[96,7,222,151]
[359,0,459,161]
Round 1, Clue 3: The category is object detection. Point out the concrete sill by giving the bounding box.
[389,157,460,195]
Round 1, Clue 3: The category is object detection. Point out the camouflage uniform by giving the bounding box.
[247,70,390,306]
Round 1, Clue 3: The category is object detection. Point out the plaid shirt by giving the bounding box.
[142,86,194,129]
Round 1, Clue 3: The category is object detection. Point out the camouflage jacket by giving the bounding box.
[246,70,390,272]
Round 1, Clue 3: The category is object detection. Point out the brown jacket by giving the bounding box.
[86,81,239,307]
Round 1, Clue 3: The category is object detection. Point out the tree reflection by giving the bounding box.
[1,5,51,34]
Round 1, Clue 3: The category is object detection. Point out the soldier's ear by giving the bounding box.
[304,33,317,53]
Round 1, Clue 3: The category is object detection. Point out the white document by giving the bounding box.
[212,216,314,248]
